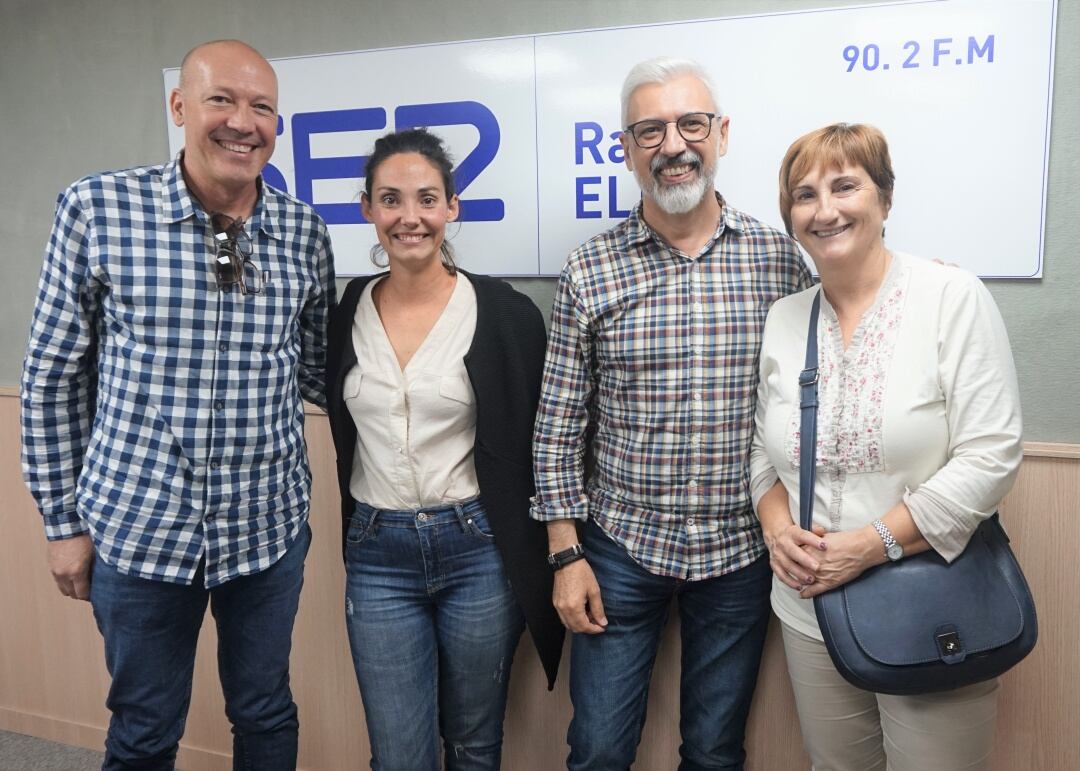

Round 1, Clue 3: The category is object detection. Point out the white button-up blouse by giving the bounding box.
[344,273,480,510]
[750,253,1023,640]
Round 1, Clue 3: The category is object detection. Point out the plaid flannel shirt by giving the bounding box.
[21,155,336,587]
[531,195,812,580]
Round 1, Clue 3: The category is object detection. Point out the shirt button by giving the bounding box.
[214,400,224,410]
[688,479,698,488]
[205,513,215,521]
[219,342,229,352]
[692,393,702,402]
[689,434,700,445]
[693,302,703,312]
[687,517,696,527]
[210,460,220,470]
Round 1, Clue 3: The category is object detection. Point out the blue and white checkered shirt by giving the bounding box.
[20,155,336,587]
[531,196,812,580]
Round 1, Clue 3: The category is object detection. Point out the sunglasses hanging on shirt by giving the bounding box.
[210,212,262,295]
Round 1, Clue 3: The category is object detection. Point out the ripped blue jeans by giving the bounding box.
[344,498,524,771]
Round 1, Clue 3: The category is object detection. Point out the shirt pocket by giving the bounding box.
[438,374,474,406]
[244,278,306,353]
[343,369,363,402]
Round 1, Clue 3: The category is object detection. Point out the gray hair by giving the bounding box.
[620,57,722,128]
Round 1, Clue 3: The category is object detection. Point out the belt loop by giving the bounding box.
[453,502,469,532]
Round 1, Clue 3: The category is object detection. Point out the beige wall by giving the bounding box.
[1,392,1075,770]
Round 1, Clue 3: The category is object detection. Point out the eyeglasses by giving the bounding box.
[624,112,718,149]
[210,213,262,295]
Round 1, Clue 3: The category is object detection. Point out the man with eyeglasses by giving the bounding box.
[20,39,334,770]
[531,57,812,769]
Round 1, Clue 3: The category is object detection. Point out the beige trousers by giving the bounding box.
[781,623,999,771]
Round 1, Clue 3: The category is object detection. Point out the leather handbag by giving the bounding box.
[798,291,1038,695]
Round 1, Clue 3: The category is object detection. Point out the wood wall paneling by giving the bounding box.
[1,395,1074,769]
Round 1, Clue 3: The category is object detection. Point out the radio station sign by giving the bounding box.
[165,0,1057,277]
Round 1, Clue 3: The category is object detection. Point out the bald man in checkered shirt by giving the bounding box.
[20,40,335,770]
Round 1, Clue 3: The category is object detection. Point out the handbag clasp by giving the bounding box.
[935,626,967,665]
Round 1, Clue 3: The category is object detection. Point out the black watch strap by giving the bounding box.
[547,543,586,571]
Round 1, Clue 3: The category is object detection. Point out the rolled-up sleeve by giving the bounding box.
[530,267,594,522]
[297,226,336,412]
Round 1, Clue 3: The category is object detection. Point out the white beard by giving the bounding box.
[649,174,712,215]
[636,149,717,215]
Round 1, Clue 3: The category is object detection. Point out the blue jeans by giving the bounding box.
[344,499,524,771]
[90,523,310,771]
[567,520,771,771]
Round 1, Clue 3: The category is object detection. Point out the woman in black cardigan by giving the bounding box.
[325,128,562,770]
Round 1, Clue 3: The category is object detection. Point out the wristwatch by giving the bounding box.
[871,519,904,562]
[547,543,586,571]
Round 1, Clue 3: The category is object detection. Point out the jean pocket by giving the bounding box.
[461,510,496,543]
[346,507,378,545]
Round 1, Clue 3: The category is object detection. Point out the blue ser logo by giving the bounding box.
[262,101,504,224]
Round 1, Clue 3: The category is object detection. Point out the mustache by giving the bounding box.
[650,149,702,175]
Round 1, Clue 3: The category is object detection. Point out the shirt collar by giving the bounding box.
[626,191,745,251]
[160,151,286,242]
[160,153,198,225]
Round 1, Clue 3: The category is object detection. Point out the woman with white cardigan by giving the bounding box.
[751,123,1023,771]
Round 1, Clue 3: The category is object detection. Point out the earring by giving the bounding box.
[369,243,387,268]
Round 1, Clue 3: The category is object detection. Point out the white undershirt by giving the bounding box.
[344,273,480,509]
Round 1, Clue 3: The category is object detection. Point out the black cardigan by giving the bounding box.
[325,269,564,689]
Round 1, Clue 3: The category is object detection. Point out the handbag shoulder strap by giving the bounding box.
[799,291,822,532]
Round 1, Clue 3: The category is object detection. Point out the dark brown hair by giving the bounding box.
[363,128,458,272]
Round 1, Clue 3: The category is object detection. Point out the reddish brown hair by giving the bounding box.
[778,123,895,237]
